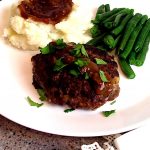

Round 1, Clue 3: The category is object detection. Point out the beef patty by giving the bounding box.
[31,42,120,110]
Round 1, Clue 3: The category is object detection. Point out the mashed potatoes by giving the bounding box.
[4,3,93,51]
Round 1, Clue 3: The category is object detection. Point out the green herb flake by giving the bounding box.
[71,44,88,57]
[99,70,108,82]
[95,58,107,65]
[84,72,90,79]
[110,100,116,105]
[37,89,47,101]
[56,39,66,49]
[40,45,50,54]
[27,96,43,108]
[102,110,116,117]
[71,48,81,57]
[69,69,80,77]
[74,58,89,67]
[53,58,67,72]
[74,44,82,50]
[71,44,82,57]
[81,45,89,57]
[64,108,75,113]
[40,44,55,54]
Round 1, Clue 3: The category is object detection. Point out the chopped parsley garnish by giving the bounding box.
[53,58,67,71]
[99,70,108,82]
[56,39,66,49]
[110,100,116,105]
[84,72,90,79]
[64,108,75,113]
[81,45,89,57]
[37,89,47,101]
[102,110,116,117]
[71,44,81,57]
[74,58,89,67]
[71,44,88,57]
[27,96,43,108]
[95,58,107,65]
[40,45,50,54]
[40,44,55,54]
[90,25,100,37]
[40,39,66,54]
[69,69,80,77]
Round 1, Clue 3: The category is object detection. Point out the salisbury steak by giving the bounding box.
[31,42,120,110]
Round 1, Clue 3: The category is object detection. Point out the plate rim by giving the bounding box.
[1,0,150,137]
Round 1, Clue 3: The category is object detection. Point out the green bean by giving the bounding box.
[119,58,136,79]
[111,13,133,36]
[119,13,142,52]
[86,33,106,46]
[92,5,106,24]
[90,25,101,37]
[95,8,123,23]
[120,15,148,59]
[105,4,110,12]
[135,32,150,66]
[128,51,136,65]
[103,35,115,49]
[103,21,113,29]
[96,4,106,15]
[113,13,128,27]
[133,18,150,52]
[102,8,130,23]
[114,35,121,49]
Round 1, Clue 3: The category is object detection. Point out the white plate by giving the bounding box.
[0,0,150,137]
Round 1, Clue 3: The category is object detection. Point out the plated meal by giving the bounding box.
[0,0,150,136]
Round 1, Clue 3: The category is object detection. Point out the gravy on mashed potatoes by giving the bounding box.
[4,0,93,51]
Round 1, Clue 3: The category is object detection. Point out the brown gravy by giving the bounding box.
[18,0,73,24]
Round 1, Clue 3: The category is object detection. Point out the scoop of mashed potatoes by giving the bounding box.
[4,3,93,51]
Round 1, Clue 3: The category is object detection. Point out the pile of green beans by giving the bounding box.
[87,4,150,79]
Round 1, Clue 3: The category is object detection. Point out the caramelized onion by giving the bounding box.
[18,0,73,24]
